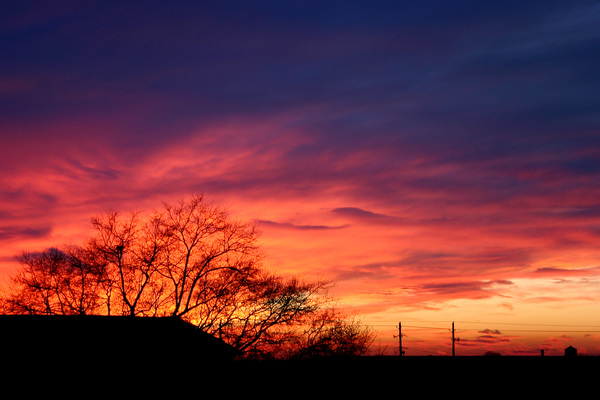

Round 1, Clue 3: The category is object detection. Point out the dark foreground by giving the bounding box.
[232,354,598,379]
[2,355,596,396]
[229,356,597,396]
[2,315,594,396]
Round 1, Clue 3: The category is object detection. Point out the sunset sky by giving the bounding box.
[2,1,600,356]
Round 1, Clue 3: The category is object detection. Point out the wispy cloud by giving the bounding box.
[257,220,347,231]
[0,226,52,242]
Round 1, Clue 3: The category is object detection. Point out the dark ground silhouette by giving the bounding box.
[1,315,596,397]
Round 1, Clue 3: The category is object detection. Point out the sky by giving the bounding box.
[2,0,600,356]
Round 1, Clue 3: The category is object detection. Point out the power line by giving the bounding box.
[401,324,451,330]
[453,320,600,328]
[366,319,600,326]
[377,320,600,357]
[490,328,600,333]
[363,320,600,331]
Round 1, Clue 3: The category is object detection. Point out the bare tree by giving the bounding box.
[204,273,333,357]
[156,197,261,319]
[3,247,104,315]
[291,309,376,359]
[85,210,169,316]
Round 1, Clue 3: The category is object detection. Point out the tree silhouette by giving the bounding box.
[0,195,373,358]
[4,246,105,316]
[295,309,374,359]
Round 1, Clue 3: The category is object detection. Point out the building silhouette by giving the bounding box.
[565,345,578,357]
[0,314,240,370]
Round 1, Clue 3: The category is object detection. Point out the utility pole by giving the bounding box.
[395,322,405,356]
[451,321,459,356]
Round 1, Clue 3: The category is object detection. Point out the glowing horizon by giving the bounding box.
[2,1,600,356]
